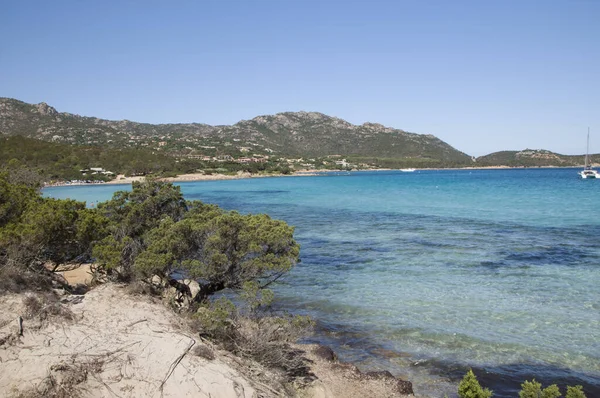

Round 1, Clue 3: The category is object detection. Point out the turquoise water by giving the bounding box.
[44,169,600,397]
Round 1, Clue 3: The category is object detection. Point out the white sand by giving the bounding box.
[0,280,414,398]
[0,285,258,397]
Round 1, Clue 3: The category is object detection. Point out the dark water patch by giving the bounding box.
[296,236,330,246]
[354,245,393,253]
[478,260,531,270]
[403,237,460,249]
[194,189,289,194]
[426,361,600,398]
[504,246,591,265]
[478,245,597,271]
[303,320,600,397]
[284,307,600,398]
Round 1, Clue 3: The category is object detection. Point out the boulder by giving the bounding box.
[178,279,200,301]
[313,345,338,362]
[365,370,394,379]
[364,370,414,395]
[151,275,165,287]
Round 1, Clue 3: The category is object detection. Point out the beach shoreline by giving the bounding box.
[45,165,583,188]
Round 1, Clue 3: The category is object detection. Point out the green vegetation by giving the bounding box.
[10,97,596,171]
[518,380,587,398]
[0,136,291,182]
[1,172,300,308]
[475,149,596,168]
[565,385,587,398]
[92,179,299,305]
[0,97,473,170]
[519,379,561,398]
[0,169,108,291]
[0,169,311,378]
[0,136,188,181]
[457,370,587,398]
[458,369,493,398]
[345,155,467,169]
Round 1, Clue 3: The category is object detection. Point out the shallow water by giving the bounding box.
[45,169,600,397]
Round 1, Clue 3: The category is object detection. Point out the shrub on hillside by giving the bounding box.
[519,379,560,398]
[458,369,493,398]
[94,180,300,307]
[566,385,586,398]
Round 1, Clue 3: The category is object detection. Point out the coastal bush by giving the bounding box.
[458,369,493,398]
[190,297,313,379]
[0,264,53,293]
[1,172,109,292]
[23,293,74,323]
[1,199,108,272]
[456,372,588,398]
[2,172,309,383]
[517,379,587,398]
[95,180,300,305]
[93,180,188,280]
[519,379,560,398]
[0,171,39,229]
[565,385,586,398]
[232,315,313,378]
[192,297,237,339]
[191,344,215,360]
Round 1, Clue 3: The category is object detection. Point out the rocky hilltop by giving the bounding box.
[476,149,589,167]
[1,98,592,168]
[0,98,470,164]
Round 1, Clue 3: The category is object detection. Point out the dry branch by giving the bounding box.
[159,336,196,395]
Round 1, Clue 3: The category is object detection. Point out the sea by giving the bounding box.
[44,168,600,398]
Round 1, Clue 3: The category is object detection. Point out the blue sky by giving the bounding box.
[1,1,598,156]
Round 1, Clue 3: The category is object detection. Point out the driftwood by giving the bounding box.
[124,318,148,329]
[159,335,196,395]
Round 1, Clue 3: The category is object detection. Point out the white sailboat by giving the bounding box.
[579,128,599,179]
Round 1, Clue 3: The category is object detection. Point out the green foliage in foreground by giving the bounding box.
[0,170,108,272]
[519,379,560,398]
[458,369,493,398]
[0,169,307,377]
[1,171,299,313]
[457,370,587,398]
[565,385,587,398]
[92,179,300,304]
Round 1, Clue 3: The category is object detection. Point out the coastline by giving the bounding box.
[37,168,600,397]
[45,165,583,188]
[45,172,291,187]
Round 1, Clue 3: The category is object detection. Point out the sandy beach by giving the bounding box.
[46,165,572,188]
[0,271,414,398]
[47,171,313,187]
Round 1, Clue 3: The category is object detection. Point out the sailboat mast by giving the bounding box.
[585,127,590,168]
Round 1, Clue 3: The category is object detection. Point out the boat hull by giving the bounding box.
[579,170,599,179]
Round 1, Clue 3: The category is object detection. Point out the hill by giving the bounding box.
[2,98,594,171]
[475,149,594,167]
[0,98,472,167]
[0,136,198,181]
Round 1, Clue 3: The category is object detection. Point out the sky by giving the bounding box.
[1,0,599,156]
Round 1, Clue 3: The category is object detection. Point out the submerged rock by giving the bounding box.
[314,344,338,362]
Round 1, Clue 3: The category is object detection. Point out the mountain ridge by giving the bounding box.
[0,97,471,164]
[0,97,594,168]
